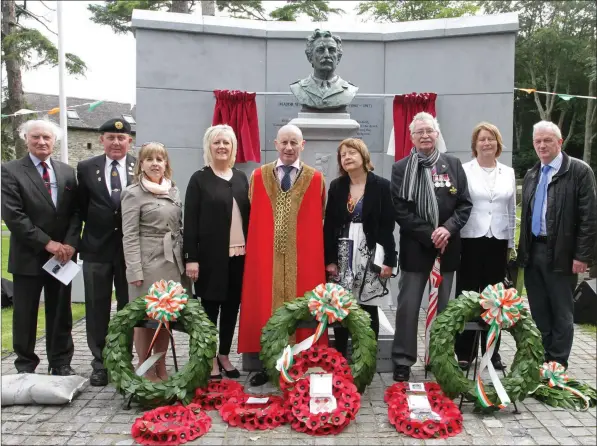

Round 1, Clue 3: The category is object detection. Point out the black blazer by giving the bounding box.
[324,172,397,268]
[77,154,136,262]
[183,167,250,302]
[1,155,81,276]
[391,152,472,273]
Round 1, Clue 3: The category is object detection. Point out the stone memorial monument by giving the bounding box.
[288,29,360,170]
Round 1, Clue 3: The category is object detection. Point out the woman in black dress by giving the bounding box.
[183,125,250,379]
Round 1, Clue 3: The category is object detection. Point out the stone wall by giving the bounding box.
[52,129,137,167]
[132,10,518,202]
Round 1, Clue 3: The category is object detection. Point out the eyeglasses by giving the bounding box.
[413,129,437,137]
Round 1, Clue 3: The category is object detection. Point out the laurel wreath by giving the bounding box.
[260,295,377,393]
[530,378,597,411]
[429,291,543,412]
[104,297,218,407]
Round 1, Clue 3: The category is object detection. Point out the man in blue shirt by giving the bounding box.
[518,120,596,369]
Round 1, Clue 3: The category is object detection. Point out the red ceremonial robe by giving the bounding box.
[238,161,326,353]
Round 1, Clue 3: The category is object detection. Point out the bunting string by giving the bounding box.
[515,88,596,100]
[1,100,105,119]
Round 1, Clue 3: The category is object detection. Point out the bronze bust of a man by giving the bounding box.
[290,29,358,111]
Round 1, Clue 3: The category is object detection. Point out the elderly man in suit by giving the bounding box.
[390,112,472,382]
[1,119,81,375]
[77,118,136,386]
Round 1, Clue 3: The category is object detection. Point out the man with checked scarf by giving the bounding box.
[390,112,472,382]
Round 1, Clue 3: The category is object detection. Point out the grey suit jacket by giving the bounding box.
[1,155,81,276]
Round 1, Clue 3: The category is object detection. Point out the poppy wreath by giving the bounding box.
[260,283,377,393]
[285,375,361,435]
[131,403,211,445]
[385,382,463,439]
[104,280,218,407]
[219,393,288,430]
[279,345,353,394]
[528,361,597,411]
[192,378,245,411]
[429,283,543,412]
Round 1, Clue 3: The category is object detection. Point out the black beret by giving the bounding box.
[99,118,131,134]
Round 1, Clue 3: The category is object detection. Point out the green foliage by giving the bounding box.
[216,0,267,20]
[260,294,377,393]
[530,379,597,411]
[356,0,479,22]
[269,0,343,22]
[429,292,543,412]
[89,0,344,32]
[87,1,174,35]
[2,29,86,75]
[103,297,218,407]
[478,0,596,173]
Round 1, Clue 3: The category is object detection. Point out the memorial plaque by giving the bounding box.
[265,95,385,151]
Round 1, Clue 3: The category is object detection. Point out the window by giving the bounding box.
[87,143,92,150]
[66,110,80,119]
[122,114,136,124]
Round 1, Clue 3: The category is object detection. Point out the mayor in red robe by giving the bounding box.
[238,124,326,386]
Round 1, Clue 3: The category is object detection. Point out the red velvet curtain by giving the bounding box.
[393,93,437,161]
[212,90,261,163]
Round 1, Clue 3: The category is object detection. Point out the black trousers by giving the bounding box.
[455,237,508,363]
[201,255,244,356]
[525,241,576,368]
[83,248,129,370]
[333,303,379,358]
[12,273,74,372]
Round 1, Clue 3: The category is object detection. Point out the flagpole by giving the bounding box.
[57,1,68,164]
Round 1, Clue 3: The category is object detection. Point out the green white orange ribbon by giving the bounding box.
[276,346,295,384]
[143,280,188,359]
[475,283,523,409]
[307,283,352,343]
[276,283,352,384]
[531,361,591,411]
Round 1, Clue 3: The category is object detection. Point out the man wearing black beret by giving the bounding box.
[77,118,136,386]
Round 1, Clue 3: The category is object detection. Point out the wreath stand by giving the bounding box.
[123,319,189,410]
[458,321,519,414]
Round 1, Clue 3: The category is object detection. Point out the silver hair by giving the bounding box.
[19,119,63,141]
[305,29,343,63]
[533,120,562,140]
[276,124,303,140]
[203,124,238,168]
[409,112,441,134]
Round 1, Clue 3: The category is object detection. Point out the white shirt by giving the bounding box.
[460,159,517,248]
[105,156,127,195]
[275,158,301,187]
[29,153,58,206]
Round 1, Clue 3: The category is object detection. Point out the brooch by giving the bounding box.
[449,186,457,195]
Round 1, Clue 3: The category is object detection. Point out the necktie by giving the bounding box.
[281,165,294,192]
[110,160,122,208]
[531,165,551,236]
[40,161,51,195]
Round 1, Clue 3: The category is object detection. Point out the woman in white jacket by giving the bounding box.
[456,122,516,371]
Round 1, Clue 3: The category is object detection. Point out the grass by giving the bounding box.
[1,233,86,357]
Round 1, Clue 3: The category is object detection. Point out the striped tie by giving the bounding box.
[40,161,51,195]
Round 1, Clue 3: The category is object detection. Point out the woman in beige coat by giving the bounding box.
[122,142,187,381]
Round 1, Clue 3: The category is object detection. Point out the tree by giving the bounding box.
[356,0,479,22]
[88,0,344,34]
[479,1,596,169]
[1,0,86,160]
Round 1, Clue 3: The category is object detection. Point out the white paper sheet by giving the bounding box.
[246,397,269,404]
[42,257,81,285]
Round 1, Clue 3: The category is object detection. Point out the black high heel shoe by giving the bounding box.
[217,356,240,379]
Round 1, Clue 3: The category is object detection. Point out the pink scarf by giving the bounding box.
[141,176,172,195]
